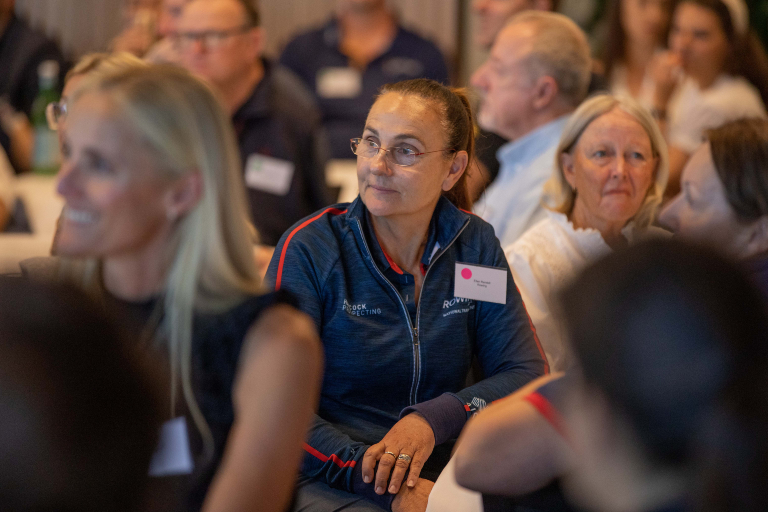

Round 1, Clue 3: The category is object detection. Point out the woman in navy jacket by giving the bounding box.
[266,78,547,512]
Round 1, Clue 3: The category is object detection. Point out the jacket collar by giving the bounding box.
[346,195,471,270]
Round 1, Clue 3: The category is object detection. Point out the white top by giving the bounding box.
[668,74,767,154]
[505,211,669,372]
[609,63,656,111]
[473,115,568,248]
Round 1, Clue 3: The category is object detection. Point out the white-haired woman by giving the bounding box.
[505,94,669,372]
[27,65,323,512]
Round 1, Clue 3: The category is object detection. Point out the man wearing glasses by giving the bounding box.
[176,0,333,246]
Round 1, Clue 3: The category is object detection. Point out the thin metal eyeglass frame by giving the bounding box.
[350,138,454,167]
[173,25,252,50]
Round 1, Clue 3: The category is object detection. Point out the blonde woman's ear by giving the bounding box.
[560,152,577,190]
[165,171,203,220]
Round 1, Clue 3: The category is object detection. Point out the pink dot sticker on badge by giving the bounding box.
[461,268,472,280]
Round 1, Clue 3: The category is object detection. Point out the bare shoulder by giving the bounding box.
[242,304,322,363]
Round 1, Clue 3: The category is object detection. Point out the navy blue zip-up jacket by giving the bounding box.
[265,196,547,507]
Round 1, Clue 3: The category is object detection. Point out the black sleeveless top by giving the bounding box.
[106,289,298,512]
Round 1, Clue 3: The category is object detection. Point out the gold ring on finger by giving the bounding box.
[383,451,397,459]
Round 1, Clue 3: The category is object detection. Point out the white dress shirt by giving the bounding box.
[473,115,568,248]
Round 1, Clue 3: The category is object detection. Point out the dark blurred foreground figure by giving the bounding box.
[562,239,768,512]
[0,278,162,512]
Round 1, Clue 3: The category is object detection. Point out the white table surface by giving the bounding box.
[0,175,63,273]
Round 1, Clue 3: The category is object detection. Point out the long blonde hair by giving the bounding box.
[62,65,262,456]
[543,94,669,229]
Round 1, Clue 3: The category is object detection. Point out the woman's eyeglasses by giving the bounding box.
[45,101,68,130]
[350,138,453,167]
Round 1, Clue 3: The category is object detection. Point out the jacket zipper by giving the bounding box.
[412,221,469,404]
[355,218,470,405]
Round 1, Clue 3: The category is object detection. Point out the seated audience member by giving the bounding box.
[660,117,768,295]
[266,78,546,511]
[651,0,768,194]
[0,278,162,512]
[111,0,162,57]
[561,239,768,512]
[145,0,191,63]
[600,0,674,109]
[506,94,669,371]
[176,0,333,246]
[0,0,67,173]
[471,11,592,247]
[469,0,557,201]
[279,0,449,160]
[27,65,323,512]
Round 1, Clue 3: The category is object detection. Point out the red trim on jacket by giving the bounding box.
[275,208,348,290]
[380,246,404,274]
[524,392,567,440]
[303,443,357,468]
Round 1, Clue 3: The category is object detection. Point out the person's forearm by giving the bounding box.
[453,373,570,496]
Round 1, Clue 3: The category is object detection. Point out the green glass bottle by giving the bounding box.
[31,60,61,175]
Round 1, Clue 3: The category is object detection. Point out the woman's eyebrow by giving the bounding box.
[393,133,425,146]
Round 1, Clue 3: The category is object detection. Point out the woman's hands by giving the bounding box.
[362,412,436,496]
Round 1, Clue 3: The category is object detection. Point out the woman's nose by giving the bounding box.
[56,160,80,199]
[610,157,628,180]
[368,148,391,175]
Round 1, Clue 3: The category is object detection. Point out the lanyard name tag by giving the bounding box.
[148,416,194,477]
[454,263,507,304]
[244,154,294,196]
[316,67,362,98]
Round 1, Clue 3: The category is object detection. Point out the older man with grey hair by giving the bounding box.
[471,11,591,247]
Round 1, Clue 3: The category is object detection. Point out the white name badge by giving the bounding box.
[245,154,294,196]
[148,416,194,477]
[454,263,507,305]
[316,67,363,99]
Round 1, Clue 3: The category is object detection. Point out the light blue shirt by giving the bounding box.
[474,115,569,248]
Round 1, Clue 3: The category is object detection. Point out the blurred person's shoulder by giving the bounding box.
[267,60,323,127]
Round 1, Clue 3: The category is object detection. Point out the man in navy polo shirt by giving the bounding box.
[177,0,333,246]
[279,0,449,160]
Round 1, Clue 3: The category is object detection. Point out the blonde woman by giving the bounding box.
[505,94,669,372]
[27,65,323,512]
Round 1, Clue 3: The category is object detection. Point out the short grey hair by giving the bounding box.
[508,10,592,107]
[543,94,669,229]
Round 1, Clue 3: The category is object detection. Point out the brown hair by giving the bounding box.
[708,118,768,221]
[679,0,768,106]
[601,0,676,81]
[235,0,260,26]
[379,78,475,211]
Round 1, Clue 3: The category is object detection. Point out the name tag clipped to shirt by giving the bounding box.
[245,153,294,196]
[148,416,195,477]
[454,263,507,304]
[316,67,362,98]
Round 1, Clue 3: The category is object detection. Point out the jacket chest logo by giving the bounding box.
[342,299,382,317]
[442,297,475,317]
